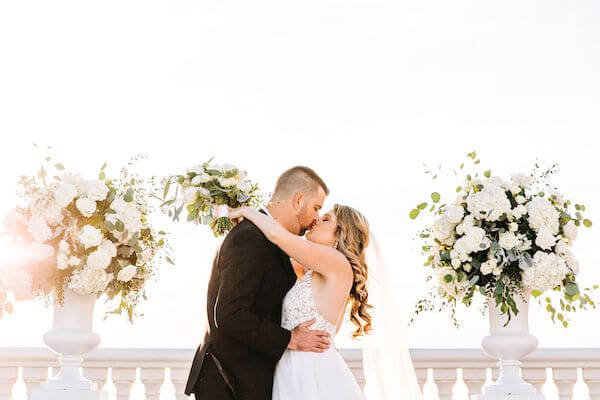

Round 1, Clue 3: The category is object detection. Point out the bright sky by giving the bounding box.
[0,0,599,352]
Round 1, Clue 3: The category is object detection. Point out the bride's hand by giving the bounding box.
[228,206,248,226]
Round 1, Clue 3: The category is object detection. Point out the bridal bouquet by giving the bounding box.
[161,158,262,237]
[410,151,597,328]
[0,152,173,322]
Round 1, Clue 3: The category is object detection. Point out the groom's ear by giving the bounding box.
[292,192,304,211]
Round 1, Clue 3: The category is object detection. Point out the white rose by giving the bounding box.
[218,177,238,188]
[509,222,519,232]
[445,205,465,224]
[100,239,118,258]
[451,258,461,269]
[563,251,579,275]
[56,253,69,270]
[27,216,52,242]
[78,225,103,249]
[463,263,472,272]
[83,180,109,201]
[554,238,570,256]
[535,225,557,250]
[86,248,113,270]
[58,240,69,253]
[76,198,97,217]
[499,231,520,250]
[480,261,493,275]
[433,216,454,241]
[68,256,81,266]
[511,173,532,188]
[28,242,55,260]
[117,265,137,282]
[492,266,503,276]
[53,183,78,207]
[563,220,577,241]
[515,195,526,205]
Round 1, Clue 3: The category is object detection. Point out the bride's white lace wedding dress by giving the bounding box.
[272,270,364,400]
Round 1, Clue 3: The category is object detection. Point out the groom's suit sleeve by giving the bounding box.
[214,223,292,361]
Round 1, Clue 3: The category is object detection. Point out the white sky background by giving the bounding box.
[0,0,599,351]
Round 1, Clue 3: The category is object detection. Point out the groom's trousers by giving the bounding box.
[192,354,235,400]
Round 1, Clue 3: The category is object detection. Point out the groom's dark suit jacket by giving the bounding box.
[185,211,296,400]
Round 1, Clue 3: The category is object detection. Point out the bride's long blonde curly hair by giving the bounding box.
[333,204,372,337]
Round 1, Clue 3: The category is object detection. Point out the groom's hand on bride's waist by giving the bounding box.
[287,319,331,353]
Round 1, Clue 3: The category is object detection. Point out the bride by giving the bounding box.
[229,204,423,400]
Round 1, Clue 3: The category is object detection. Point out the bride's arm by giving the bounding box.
[229,207,351,279]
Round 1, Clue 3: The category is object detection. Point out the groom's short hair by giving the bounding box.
[273,166,329,199]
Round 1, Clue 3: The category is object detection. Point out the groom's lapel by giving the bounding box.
[259,209,297,287]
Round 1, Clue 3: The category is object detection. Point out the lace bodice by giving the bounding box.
[281,270,337,339]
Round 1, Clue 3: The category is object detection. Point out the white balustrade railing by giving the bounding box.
[1,347,599,400]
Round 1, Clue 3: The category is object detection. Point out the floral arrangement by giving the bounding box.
[409,151,597,328]
[160,158,263,236]
[0,151,173,322]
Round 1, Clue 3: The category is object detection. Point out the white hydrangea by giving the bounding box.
[499,231,520,250]
[480,258,498,275]
[53,183,78,207]
[78,225,103,249]
[455,215,475,236]
[522,251,569,292]
[106,197,142,241]
[511,173,532,189]
[68,269,113,295]
[117,265,137,282]
[535,225,557,250]
[527,197,559,233]
[83,180,109,201]
[466,183,512,222]
[509,222,519,232]
[511,204,528,220]
[58,240,69,253]
[515,195,527,205]
[76,198,96,217]
[27,216,52,242]
[445,205,465,224]
[40,202,64,226]
[563,220,577,241]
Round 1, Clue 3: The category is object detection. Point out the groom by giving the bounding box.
[185,166,332,400]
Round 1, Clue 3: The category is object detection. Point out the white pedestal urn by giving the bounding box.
[32,289,108,400]
[475,290,544,400]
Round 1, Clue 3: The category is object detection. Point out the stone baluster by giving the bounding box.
[0,367,18,400]
[463,368,487,396]
[140,368,165,400]
[552,368,578,400]
[112,367,136,400]
[522,367,546,395]
[22,367,47,399]
[583,368,600,400]
[415,368,428,393]
[432,368,457,400]
[83,366,108,391]
[170,368,190,400]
